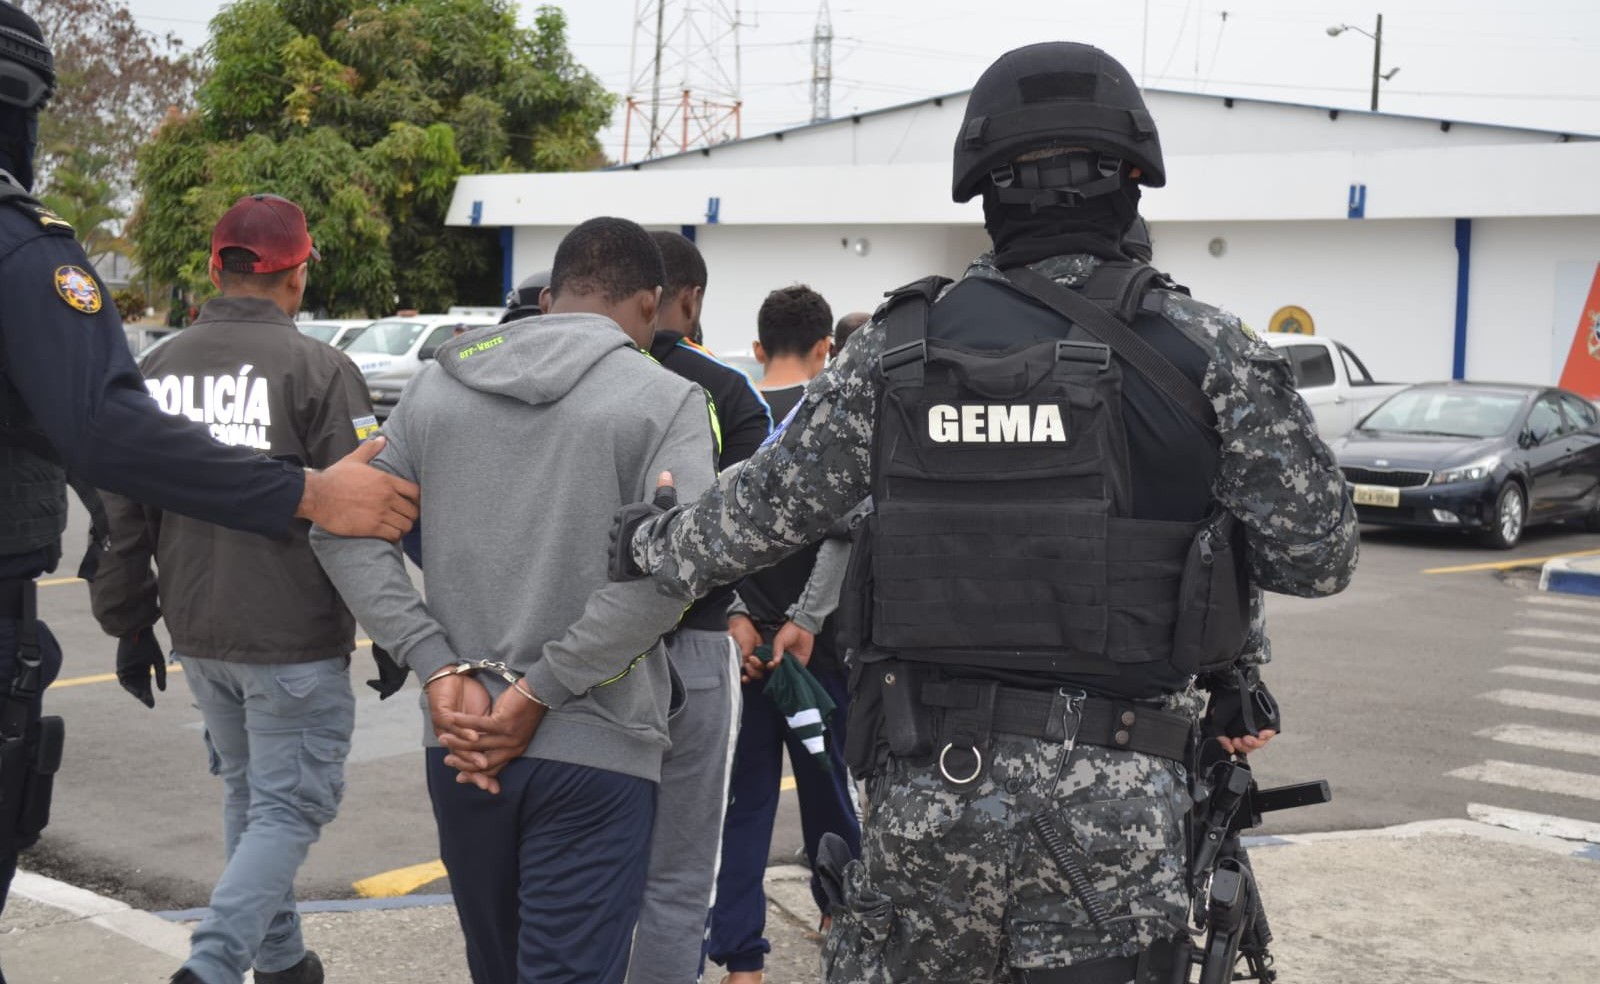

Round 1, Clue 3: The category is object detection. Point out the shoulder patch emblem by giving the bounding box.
[31,205,73,231]
[353,415,380,441]
[54,266,102,314]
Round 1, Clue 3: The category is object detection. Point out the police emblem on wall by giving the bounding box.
[1587,310,1600,361]
[53,265,102,314]
[1269,305,1315,336]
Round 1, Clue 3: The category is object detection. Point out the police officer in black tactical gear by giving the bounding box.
[0,1,418,933]
[502,269,551,323]
[586,41,1358,984]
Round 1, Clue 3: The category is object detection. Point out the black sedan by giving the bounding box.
[1329,382,1600,548]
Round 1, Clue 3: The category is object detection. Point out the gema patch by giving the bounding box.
[53,265,102,314]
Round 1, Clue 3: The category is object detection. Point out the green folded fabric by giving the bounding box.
[757,644,837,772]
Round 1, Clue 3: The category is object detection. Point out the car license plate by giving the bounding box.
[1351,484,1401,508]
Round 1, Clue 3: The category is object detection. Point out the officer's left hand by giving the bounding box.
[116,627,168,709]
[1217,730,1276,756]
[440,686,548,795]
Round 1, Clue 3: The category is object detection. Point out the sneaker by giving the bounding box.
[255,951,324,984]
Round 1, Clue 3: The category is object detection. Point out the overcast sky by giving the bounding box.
[116,0,1600,159]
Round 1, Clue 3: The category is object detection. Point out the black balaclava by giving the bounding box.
[983,163,1143,269]
[0,1,51,191]
[0,104,38,189]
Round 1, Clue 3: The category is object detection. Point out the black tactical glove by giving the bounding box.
[1200,665,1281,740]
[367,643,408,700]
[116,627,168,709]
[608,476,678,581]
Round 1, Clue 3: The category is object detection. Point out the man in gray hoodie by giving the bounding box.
[310,217,717,984]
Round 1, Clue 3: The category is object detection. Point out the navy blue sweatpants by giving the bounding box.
[426,750,656,984]
[706,664,861,973]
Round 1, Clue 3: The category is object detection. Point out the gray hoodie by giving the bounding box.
[310,314,717,782]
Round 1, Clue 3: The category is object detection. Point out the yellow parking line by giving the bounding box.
[353,776,801,898]
[48,639,372,691]
[38,577,82,588]
[354,859,448,899]
[52,664,184,689]
[1424,548,1600,575]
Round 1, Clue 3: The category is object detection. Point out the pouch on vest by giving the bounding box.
[844,650,890,777]
[1173,510,1249,675]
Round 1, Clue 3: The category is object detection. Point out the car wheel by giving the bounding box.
[1480,482,1525,550]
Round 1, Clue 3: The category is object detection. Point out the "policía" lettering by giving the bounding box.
[927,403,1067,444]
[146,364,274,450]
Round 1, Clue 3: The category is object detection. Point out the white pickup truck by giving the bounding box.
[1261,333,1407,439]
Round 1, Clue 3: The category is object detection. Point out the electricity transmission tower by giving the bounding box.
[623,1,745,163]
[810,1,833,123]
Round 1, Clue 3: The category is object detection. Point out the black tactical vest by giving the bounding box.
[848,264,1247,698]
[0,371,67,562]
[0,180,101,574]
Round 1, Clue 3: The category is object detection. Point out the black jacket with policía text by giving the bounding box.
[90,295,377,664]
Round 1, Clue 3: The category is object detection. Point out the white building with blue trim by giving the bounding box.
[448,88,1600,389]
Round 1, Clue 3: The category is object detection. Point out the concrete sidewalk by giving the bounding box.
[4,819,1598,984]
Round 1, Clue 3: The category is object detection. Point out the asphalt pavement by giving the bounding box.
[15,501,1600,933]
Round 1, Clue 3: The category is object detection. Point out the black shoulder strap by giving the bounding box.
[1079,260,1158,323]
[1003,266,1216,431]
[875,276,950,384]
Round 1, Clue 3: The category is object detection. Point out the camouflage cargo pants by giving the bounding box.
[821,732,1191,983]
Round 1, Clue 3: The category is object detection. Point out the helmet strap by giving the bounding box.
[988,152,1125,213]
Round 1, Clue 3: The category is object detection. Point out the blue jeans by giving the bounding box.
[179,655,355,984]
[708,664,861,973]
[427,749,656,984]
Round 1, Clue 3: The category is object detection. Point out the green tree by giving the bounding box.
[38,147,126,260]
[22,0,197,199]
[132,0,612,316]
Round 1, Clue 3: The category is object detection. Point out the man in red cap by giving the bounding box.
[89,193,374,984]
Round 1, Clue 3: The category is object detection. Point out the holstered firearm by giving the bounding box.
[1177,756,1330,984]
[0,579,64,855]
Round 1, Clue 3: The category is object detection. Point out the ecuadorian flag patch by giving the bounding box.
[353,415,380,441]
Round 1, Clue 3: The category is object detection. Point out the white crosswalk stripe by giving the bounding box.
[1526,608,1600,627]
[1479,688,1600,718]
[1492,665,1600,687]
[1476,723,1600,758]
[1448,760,1600,802]
[1507,645,1600,667]
[1524,594,1600,613]
[1507,626,1600,646]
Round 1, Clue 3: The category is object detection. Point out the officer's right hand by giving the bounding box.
[728,614,760,663]
[115,627,167,709]
[299,438,421,542]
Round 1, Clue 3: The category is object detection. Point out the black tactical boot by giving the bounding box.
[254,951,324,984]
[169,971,204,984]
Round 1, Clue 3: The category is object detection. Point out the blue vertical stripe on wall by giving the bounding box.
[1453,218,1472,381]
[501,227,514,303]
[680,225,696,242]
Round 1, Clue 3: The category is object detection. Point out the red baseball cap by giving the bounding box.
[210,194,321,274]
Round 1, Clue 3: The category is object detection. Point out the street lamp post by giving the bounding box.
[1327,13,1396,112]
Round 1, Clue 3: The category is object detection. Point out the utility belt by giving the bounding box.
[846,658,1192,782]
[0,576,65,855]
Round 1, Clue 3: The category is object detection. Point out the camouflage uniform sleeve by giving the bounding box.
[1180,300,1359,598]
[631,322,885,600]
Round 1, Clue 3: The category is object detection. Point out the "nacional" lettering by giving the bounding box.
[927,403,1068,444]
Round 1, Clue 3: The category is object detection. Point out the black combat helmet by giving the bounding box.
[501,269,551,323]
[952,42,1164,204]
[0,3,53,111]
